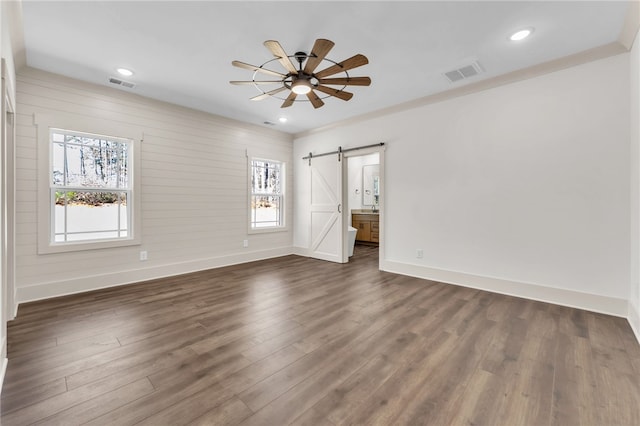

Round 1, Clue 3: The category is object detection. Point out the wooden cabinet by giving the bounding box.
[352,212,379,244]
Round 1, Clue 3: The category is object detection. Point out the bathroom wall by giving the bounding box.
[347,153,379,225]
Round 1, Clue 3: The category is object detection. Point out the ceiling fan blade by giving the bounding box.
[232,61,287,78]
[230,80,283,85]
[317,77,371,86]
[250,86,288,101]
[303,39,335,74]
[314,54,369,78]
[264,40,298,74]
[281,91,298,108]
[306,91,324,109]
[314,85,353,101]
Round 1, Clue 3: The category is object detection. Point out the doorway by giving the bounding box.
[343,147,384,268]
[305,144,385,266]
[1,58,16,367]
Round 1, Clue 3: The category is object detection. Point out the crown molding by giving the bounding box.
[294,41,627,140]
[4,0,27,71]
[618,0,640,50]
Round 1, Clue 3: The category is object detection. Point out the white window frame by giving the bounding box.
[49,128,132,244]
[36,113,141,254]
[248,156,287,233]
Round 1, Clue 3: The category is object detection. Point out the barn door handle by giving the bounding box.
[338,204,342,213]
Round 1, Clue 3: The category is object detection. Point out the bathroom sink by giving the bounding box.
[352,209,379,214]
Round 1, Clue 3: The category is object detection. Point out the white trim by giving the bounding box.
[619,0,640,50]
[291,246,310,257]
[2,58,17,325]
[382,259,628,318]
[16,246,294,303]
[342,145,386,270]
[294,43,627,140]
[247,153,289,234]
[629,302,640,345]
[35,113,143,254]
[0,356,6,395]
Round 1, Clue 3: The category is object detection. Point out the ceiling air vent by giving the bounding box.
[443,61,483,83]
[108,77,136,89]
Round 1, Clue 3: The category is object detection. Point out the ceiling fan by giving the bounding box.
[230,39,371,109]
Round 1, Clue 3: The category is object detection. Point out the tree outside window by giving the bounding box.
[51,129,132,243]
[250,159,284,229]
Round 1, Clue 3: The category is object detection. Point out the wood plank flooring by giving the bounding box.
[2,245,639,425]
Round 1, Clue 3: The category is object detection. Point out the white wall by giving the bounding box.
[15,68,294,302]
[1,2,16,94]
[347,153,379,224]
[295,53,630,316]
[0,0,18,389]
[630,28,640,340]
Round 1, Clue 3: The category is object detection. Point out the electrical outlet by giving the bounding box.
[243,240,249,248]
[140,250,148,261]
[416,249,423,259]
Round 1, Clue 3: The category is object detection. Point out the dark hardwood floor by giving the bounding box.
[2,245,639,425]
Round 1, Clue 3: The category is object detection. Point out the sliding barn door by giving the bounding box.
[309,154,345,263]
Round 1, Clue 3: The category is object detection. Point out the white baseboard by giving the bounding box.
[12,294,18,319]
[0,357,6,395]
[16,246,294,304]
[382,260,628,318]
[0,335,6,395]
[14,249,636,344]
[291,246,310,257]
[629,301,640,344]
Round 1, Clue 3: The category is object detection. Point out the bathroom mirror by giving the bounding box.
[362,164,380,207]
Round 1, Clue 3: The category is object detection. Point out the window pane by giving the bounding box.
[65,192,121,234]
[66,142,126,188]
[50,128,134,246]
[66,231,120,242]
[119,199,128,230]
[52,142,65,185]
[251,161,281,195]
[53,191,128,240]
[54,192,67,235]
[251,195,281,228]
[52,131,129,190]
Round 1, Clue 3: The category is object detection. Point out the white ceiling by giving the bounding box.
[20,1,630,134]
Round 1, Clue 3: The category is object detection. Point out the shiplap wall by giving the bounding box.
[15,67,293,302]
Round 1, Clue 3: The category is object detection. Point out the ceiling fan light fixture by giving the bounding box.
[231,39,370,108]
[291,79,312,95]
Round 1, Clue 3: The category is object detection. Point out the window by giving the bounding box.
[50,128,132,244]
[250,158,284,230]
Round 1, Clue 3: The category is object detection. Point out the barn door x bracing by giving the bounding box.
[309,154,345,263]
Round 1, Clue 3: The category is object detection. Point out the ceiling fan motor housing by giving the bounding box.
[294,51,308,68]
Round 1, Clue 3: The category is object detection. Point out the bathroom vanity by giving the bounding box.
[351,210,379,244]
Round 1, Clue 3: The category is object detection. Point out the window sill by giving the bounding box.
[38,236,141,255]
[248,226,289,235]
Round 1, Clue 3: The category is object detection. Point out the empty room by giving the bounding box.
[0,1,639,425]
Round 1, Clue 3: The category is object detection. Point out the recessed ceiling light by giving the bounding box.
[116,68,134,77]
[278,117,288,123]
[509,28,534,42]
